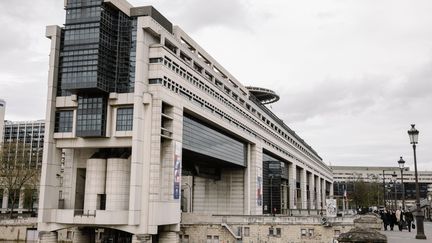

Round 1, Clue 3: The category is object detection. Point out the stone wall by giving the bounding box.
[180,214,355,243]
[0,217,37,241]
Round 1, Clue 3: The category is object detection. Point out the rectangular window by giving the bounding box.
[243,227,250,237]
[116,107,133,131]
[301,229,307,238]
[55,110,73,132]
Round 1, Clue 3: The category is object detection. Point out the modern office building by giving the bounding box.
[1,120,45,213]
[38,0,333,242]
[332,165,432,208]
[2,120,45,167]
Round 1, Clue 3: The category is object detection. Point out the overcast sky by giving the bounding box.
[1,0,431,170]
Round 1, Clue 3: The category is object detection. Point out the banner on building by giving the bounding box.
[326,199,337,218]
[257,167,262,206]
[173,141,182,200]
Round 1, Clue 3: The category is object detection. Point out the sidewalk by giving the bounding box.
[381,221,432,243]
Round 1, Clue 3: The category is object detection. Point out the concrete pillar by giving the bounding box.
[249,144,263,215]
[38,26,63,226]
[18,189,25,213]
[132,234,152,243]
[301,168,307,209]
[288,163,297,209]
[1,190,8,213]
[83,158,106,212]
[316,176,322,210]
[106,158,130,210]
[39,231,58,243]
[72,229,91,243]
[159,231,179,243]
[321,179,326,208]
[330,181,334,198]
[309,173,315,210]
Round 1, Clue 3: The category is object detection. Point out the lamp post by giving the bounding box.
[392,172,397,210]
[382,170,392,208]
[398,156,405,210]
[407,124,426,239]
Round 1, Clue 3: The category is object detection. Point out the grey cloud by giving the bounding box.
[131,0,261,32]
[0,0,64,120]
[273,75,389,123]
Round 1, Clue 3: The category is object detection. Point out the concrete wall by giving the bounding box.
[0,217,37,241]
[182,224,352,243]
[193,168,244,214]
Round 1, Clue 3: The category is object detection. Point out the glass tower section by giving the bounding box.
[56,0,137,137]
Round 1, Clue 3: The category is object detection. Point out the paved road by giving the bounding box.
[381,221,432,243]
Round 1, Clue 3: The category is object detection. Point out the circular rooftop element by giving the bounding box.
[246,86,280,105]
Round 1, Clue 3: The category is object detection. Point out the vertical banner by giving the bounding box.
[173,141,182,200]
[326,199,337,217]
[257,167,262,206]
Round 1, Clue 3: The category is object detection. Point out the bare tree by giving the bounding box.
[0,142,38,218]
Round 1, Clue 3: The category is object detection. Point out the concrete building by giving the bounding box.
[331,165,432,209]
[2,120,45,168]
[38,0,333,242]
[1,120,44,214]
[0,99,5,145]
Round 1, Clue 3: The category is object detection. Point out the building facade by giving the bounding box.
[1,120,44,214]
[38,0,333,242]
[332,165,432,209]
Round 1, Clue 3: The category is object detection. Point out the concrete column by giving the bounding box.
[83,158,106,212]
[288,163,297,209]
[132,235,152,243]
[38,25,63,227]
[39,231,58,243]
[1,190,8,213]
[106,158,130,210]
[316,177,322,210]
[300,168,307,209]
[330,182,334,198]
[249,144,263,215]
[72,229,91,243]
[159,231,179,243]
[18,189,25,213]
[321,179,326,208]
[309,173,315,210]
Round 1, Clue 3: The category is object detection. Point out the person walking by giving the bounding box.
[389,210,396,231]
[396,208,402,231]
[405,210,414,232]
[381,209,390,231]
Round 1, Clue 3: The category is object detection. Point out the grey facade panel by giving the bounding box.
[183,116,246,167]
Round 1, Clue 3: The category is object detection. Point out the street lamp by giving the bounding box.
[392,172,397,210]
[407,124,426,239]
[382,170,392,208]
[398,156,405,210]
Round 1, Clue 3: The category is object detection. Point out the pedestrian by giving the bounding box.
[396,208,402,231]
[389,210,396,231]
[381,208,389,231]
[405,210,414,232]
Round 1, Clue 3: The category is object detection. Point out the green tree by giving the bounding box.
[350,179,383,209]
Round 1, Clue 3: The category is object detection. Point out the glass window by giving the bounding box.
[116,107,133,131]
[55,110,73,132]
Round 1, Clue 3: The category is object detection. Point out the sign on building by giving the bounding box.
[326,199,337,217]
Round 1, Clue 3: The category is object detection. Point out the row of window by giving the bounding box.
[158,55,320,162]
[154,58,330,179]
[54,107,133,133]
[159,46,322,162]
